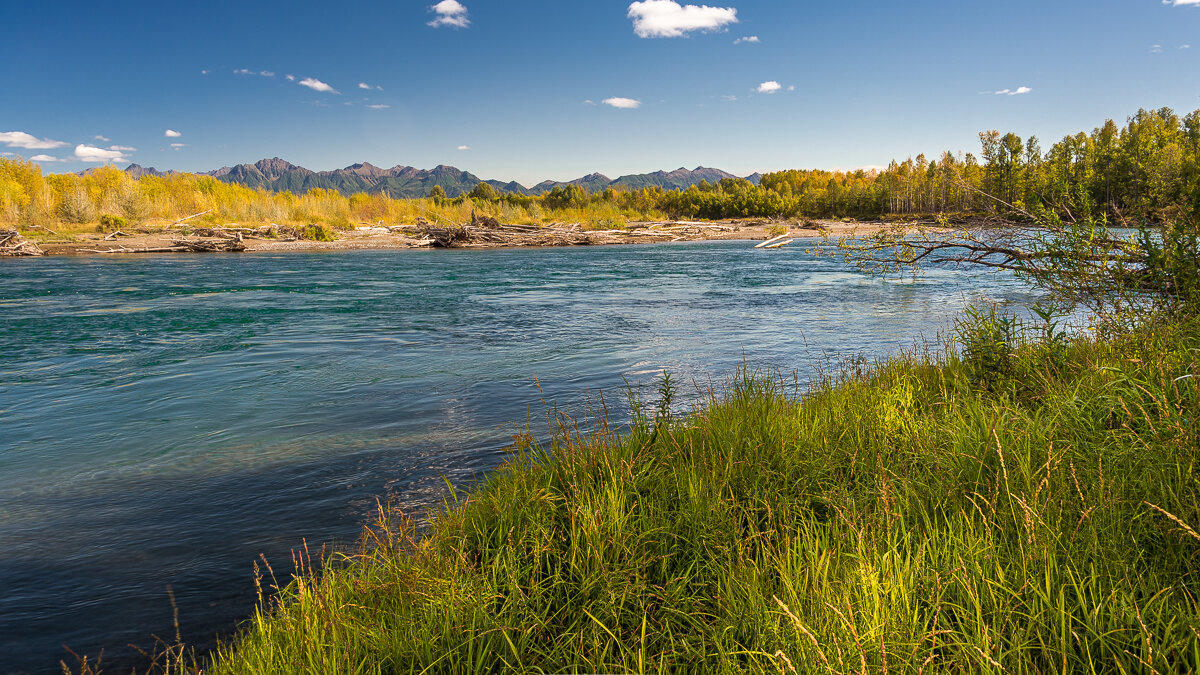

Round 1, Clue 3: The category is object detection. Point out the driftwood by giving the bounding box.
[76,238,247,254]
[169,210,212,227]
[184,227,262,242]
[173,238,246,252]
[422,225,472,247]
[78,246,187,254]
[0,229,45,256]
[763,239,794,249]
[638,221,736,232]
[417,221,603,248]
[755,233,791,249]
[402,215,744,249]
[469,212,501,229]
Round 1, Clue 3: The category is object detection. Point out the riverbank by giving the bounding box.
[197,313,1199,673]
[9,218,933,256]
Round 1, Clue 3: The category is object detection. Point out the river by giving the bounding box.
[0,240,1037,673]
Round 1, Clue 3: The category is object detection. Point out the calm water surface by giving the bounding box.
[0,241,1036,673]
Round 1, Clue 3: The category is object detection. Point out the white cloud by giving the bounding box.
[235,68,275,77]
[721,94,737,101]
[29,154,60,162]
[994,86,1032,95]
[1163,0,1200,5]
[1150,44,1164,53]
[358,82,384,91]
[285,74,296,81]
[627,0,738,38]
[94,135,110,142]
[756,81,782,94]
[458,145,470,150]
[165,129,182,137]
[109,145,137,152]
[602,97,642,109]
[298,77,339,94]
[787,85,795,91]
[201,69,209,75]
[429,0,470,28]
[74,144,129,163]
[170,143,187,149]
[0,131,68,150]
[1182,44,1192,49]
[733,35,758,44]
[584,99,597,105]
[366,104,391,109]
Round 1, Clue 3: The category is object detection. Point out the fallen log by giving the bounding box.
[188,226,255,238]
[169,210,212,227]
[755,233,791,249]
[0,229,45,256]
[77,246,189,254]
[469,212,502,229]
[74,238,247,254]
[172,238,247,252]
[421,225,471,247]
[763,239,794,249]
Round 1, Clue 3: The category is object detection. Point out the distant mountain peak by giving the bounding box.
[343,162,386,177]
[254,157,305,180]
[121,158,762,198]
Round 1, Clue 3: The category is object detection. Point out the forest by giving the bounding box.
[2,106,1197,233]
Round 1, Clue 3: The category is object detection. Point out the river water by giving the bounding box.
[0,241,1036,673]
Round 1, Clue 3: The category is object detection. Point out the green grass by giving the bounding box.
[203,315,1200,674]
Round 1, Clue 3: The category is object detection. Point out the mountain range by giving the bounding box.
[122,158,762,198]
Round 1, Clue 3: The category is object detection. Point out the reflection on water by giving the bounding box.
[0,241,1038,674]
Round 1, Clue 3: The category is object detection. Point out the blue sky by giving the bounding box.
[2,0,1198,186]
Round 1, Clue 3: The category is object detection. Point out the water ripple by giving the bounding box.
[0,242,1038,674]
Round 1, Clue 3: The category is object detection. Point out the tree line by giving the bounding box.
[3,106,1197,231]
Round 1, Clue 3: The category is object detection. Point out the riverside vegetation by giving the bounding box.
[155,306,1197,673]
[4,106,1200,240]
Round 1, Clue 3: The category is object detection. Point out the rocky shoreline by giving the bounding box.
[3,218,915,257]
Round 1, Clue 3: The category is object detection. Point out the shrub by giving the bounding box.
[97,214,128,232]
[58,188,96,224]
[955,304,1018,392]
[300,223,336,242]
[327,212,353,231]
[115,183,152,224]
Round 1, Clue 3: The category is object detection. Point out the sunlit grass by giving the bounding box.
[193,314,1200,673]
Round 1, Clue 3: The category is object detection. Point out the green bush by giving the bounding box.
[97,214,128,232]
[955,304,1018,392]
[300,223,336,242]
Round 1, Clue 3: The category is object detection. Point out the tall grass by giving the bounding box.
[202,314,1199,673]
